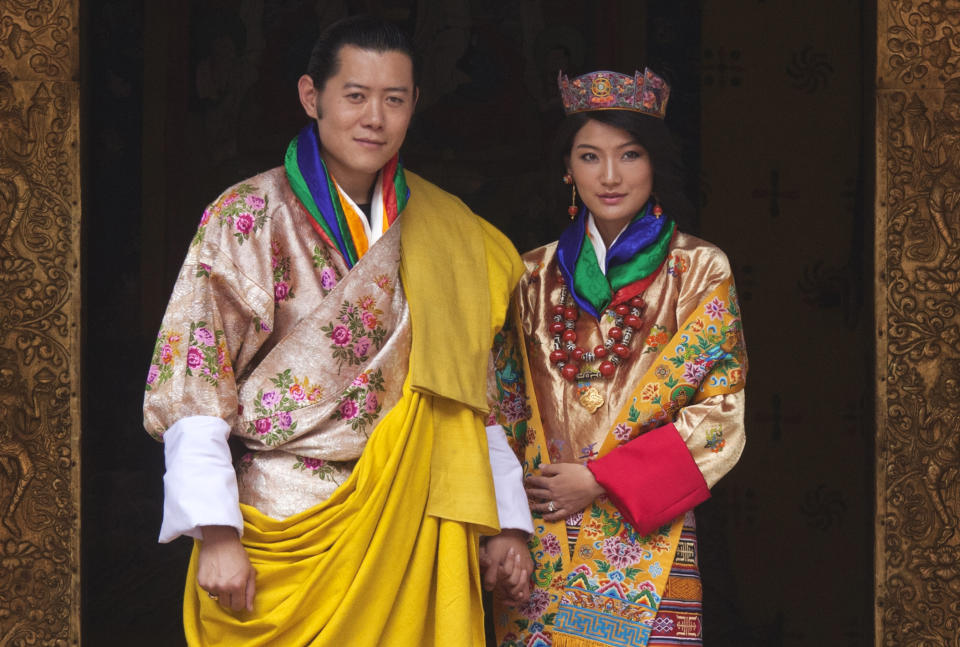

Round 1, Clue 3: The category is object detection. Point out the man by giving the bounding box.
[144,16,531,646]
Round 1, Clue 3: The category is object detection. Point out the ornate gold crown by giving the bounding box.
[558,68,670,118]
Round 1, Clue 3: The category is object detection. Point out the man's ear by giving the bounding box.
[413,85,421,109]
[298,74,320,120]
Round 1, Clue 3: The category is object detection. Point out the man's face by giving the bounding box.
[298,45,416,203]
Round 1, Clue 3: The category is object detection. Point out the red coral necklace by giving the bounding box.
[549,273,645,381]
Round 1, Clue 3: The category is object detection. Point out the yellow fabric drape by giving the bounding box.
[400,172,494,414]
[400,171,524,531]
[185,376,487,646]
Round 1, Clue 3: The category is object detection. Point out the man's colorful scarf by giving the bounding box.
[495,278,747,647]
[284,123,410,268]
[556,202,675,318]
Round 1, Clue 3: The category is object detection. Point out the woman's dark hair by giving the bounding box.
[306,15,418,91]
[553,110,694,230]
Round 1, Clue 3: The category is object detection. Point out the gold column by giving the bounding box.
[0,0,81,643]
[877,2,960,643]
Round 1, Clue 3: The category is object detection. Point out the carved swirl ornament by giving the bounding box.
[879,69,960,647]
[0,0,79,645]
[0,1,72,78]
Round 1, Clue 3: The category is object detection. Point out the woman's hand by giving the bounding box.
[197,525,256,612]
[525,463,605,522]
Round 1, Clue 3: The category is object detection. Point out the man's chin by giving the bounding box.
[351,154,396,176]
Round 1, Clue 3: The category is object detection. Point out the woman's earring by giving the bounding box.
[652,193,663,218]
[563,173,578,219]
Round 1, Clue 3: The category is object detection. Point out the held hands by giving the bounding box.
[525,462,605,522]
[480,529,533,605]
[197,525,256,612]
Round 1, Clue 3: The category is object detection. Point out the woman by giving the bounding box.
[491,69,748,646]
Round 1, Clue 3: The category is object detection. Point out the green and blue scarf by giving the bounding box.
[556,201,676,318]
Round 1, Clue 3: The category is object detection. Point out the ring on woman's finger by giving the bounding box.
[208,592,219,600]
[547,500,556,513]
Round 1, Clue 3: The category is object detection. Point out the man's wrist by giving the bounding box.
[200,525,240,542]
[497,527,529,540]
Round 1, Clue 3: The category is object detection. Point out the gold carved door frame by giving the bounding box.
[0,0,82,644]
[876,1,960,644]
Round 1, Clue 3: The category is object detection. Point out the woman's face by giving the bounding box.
[566,119,653,240]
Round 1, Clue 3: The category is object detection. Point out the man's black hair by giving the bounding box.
[306,15,418,91]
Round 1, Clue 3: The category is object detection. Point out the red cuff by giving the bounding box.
[587,423,709,535]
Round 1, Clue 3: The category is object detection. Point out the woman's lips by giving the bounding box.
[597,193,626,205]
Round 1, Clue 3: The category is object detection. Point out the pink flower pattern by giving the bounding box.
[518,588,550,620]
[704,296,727,321]
[192,183,269,246]
[364,391,378,414]
[271,239,296,305]
[235,212,254,234]
[323,296,388,371]
[541,533,562,557]
[293,455,337,480]
[601,536,643,569]
[613,422,633,441]
[181,321,231,385]
[332,369,386,433]
[338,399,359,420]
[332,325,351,347]
[244,369,320,446]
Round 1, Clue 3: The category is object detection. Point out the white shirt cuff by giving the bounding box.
[159,415,243,543]
[486,424,534,534]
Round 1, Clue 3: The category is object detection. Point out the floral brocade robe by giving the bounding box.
[515,233,745,476]
[492,232,746,645]
[143,167,494,519]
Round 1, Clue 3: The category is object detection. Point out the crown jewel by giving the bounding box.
[558,68,670,118]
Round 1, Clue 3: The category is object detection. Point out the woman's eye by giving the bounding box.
[579,152,598,162]
[623,150,644,160]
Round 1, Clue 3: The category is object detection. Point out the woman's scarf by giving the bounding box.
[284,123,410,269]
[556,201,675,318]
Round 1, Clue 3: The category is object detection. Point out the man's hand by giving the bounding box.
[197,525,256,612]
[480,528,533,605]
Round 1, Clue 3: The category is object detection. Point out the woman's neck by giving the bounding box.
[592,215,632,249]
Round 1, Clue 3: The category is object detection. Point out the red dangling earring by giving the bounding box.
[563,173,578,219]
[652,193,663,218]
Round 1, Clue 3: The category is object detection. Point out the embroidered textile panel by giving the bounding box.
[876,1,960,644]
[0,0,82,643]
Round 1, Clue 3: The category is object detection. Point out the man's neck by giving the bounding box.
[319,154,376,204]
[338,177,375,205]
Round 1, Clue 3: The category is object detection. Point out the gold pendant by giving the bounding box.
[579,386,604,413]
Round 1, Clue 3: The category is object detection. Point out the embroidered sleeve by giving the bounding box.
[588,246,747,532]
[143,188,275,440]
[485,316,534,533]
[486,316,531,461]
[587,423,709,536]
